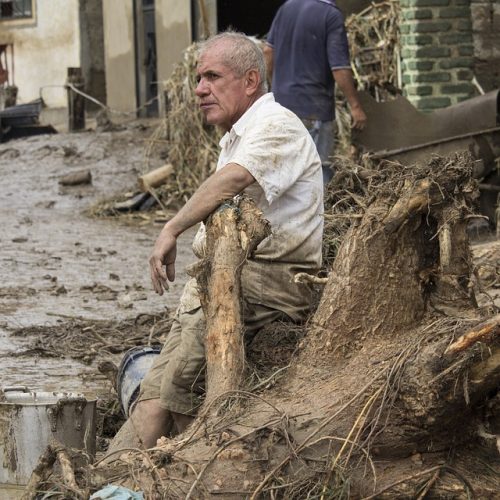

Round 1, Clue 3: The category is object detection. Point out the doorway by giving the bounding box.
[134,0,158,116]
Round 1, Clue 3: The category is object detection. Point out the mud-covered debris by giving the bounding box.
[7,312,173,364]
[59,169,92,186]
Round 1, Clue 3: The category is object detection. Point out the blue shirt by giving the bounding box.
[267,0,351,121]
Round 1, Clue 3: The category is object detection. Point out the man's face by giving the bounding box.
[195,46,251,132]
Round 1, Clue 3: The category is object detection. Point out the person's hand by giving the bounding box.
[149,229,177,295]
[351,106,367,130]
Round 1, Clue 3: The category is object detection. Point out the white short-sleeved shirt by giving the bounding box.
[193,92,323,268]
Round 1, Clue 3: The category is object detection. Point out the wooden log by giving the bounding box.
[53,442,87,498]
[444,314,500,355]
[59,170,92,186]
[67,67,85,132]
[138,163,173,192]
[197,197,270,405]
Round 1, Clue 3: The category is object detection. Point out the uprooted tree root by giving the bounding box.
[27,152,500,499]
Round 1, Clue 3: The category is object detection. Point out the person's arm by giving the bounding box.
[332,68,367,130]
[263,44,274,88]
[149,163,255,295]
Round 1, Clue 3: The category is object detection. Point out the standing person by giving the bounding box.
[263,0,367,183]
[107,31,323,454]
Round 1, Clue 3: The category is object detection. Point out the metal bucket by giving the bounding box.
[117,346,161,417]
[0,387,96,487]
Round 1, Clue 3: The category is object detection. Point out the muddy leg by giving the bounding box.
[105,399,174,456]
[171,411,194,433]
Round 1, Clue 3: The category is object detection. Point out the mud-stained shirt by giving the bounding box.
[191,93,323,320]
[193,92,323,267]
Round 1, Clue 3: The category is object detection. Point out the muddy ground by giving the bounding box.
[0,122,197,400]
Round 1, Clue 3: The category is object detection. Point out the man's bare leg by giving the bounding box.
[171,411,194,434]
[106,398,173,457]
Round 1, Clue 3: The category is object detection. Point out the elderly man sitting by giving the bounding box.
[108,31,323,452]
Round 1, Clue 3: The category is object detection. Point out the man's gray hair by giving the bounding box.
[198,31,268,93]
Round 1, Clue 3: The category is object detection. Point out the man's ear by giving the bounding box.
[245,69,261,96]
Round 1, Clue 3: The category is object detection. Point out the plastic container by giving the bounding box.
[116,346,161,417]
[0,387,96,487]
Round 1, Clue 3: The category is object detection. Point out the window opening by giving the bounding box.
[0,0,33,20]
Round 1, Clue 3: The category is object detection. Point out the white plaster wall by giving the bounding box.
[0,0,81,108]
[102,0,136,112]
[156,0,192,83]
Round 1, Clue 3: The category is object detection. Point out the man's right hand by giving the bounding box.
[350,105,367,130]
[149,229,177,296]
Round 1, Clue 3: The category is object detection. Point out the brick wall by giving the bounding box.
[471,0,500,92]
[400,0,476,111]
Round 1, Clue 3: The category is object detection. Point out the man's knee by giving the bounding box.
[131,397,167,420]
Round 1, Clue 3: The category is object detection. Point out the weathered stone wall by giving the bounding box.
[400,0,476,111]
[471,0,500,92]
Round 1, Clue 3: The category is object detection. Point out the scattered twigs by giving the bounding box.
[416,467,441,500]
[8,312,172,363]
[360,465,474,500]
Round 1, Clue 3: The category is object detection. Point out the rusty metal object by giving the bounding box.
[354,90,500,225]
[355,90,499,153]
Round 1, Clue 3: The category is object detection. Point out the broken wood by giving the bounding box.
[383,178,434,234]
[138,163,173,192]
[444,314,500,355]
[21,445,57,500]
[196,196,270,405]
[294,272,328,285]
[22,440,87,499]
[53,442,87,498]
[59,170,92,186]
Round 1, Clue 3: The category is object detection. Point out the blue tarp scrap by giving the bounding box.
[90,485,144,500]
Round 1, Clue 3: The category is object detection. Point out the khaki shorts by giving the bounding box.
[138,292,288,415]
[138,260,316,416]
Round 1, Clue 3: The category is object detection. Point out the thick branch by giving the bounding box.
[197,197,270,405]
[444,315,500,355]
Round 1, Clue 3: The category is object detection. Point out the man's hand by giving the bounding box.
[149,230,177,295]
[332,68,367,131]
[350,105,367,130]
[148,163,255,296]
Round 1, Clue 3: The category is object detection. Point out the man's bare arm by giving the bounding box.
[149,163,255,295]
[332,68,367,130]
[263,44,274,88]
